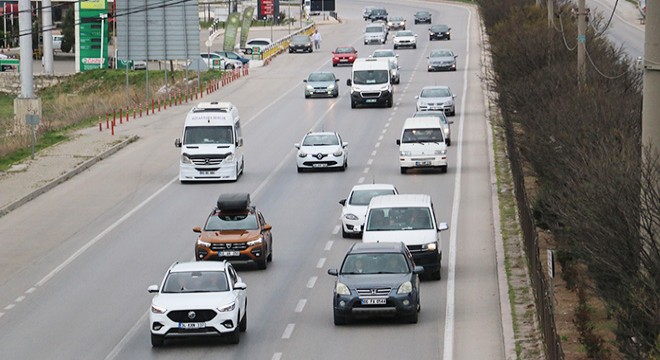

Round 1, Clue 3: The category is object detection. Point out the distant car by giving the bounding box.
[132,60,147,70]
[289,35,313,53]
[304,71,339,98]
[200,52,243,69]
[332,46,358,66]
[414,11,432,24]
[429,24,451,40]
[364,23,388,45]
[215,50,250,65]
[415,85,456,116]
[295,132,348,172]
[339,184,398,238]
[427,48,457,72]
[327,242,423,325]
[369,8,388,22]
[388,59,400,84]
[387,16,406,30]
[363,6,376,20]
[244,38,273,55]
[147,261,248,346]
[194,193,273,269]
[393,30,417,49]
[52,34,63,51]
[412,110,454,146]
[371,49,399,68]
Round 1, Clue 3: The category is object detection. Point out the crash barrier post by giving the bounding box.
[98,116,102,131]
[119,108,123,124]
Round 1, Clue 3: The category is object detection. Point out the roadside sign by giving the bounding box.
[25,114,40,125]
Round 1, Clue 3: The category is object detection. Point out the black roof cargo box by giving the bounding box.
[217,193,250,211]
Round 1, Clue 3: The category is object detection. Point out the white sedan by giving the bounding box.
[393,30,418,49]
[295,132,348,172]
[339,184,399,238]
[148,261,247,347]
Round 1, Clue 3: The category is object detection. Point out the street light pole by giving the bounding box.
[100,13,107,70]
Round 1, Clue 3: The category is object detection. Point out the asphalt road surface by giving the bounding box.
[0,1,503,359]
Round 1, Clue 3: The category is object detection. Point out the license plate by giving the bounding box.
[218,251,240,257]
[199,171,215,175]
[312,163,327,168]
[340,59,348,62]
[179,322,205,329]
[365,99,377,103]
[361,298,386,305]
[415,161,431,166]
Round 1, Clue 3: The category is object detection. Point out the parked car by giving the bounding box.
[387,16,406,30]
[215,50,250,65]
[304,71,339,98]
[393,30,417,49]
[427,48,457,71]
[413,11,432,24]
[332,46,358,66]
[429,24,451,40]
[200,52,243,69]
[415,85,456,116]
[147,261,247,346]
[295,132,348,172]
[52,34,63,51]
[339,184,398,238]
[412,110,454,146]
[244,38,273,55]
[327,242,423,324]
[289,35,313,53]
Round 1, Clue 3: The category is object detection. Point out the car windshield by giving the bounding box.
[373,50,395,57]
[366,207,434,231]
[366,26,383,33]
[401,128,444,144]
[292,36,310,44]
[335,47,354,54]
[308,73,335,82]
[353,69,389,85]
[396,31,414,37]
[421,88,451,98]
[430,50,453,58]
[183,126,233,145]
[431,25,448,32]
[162,271,229,293]
[348,189,396,206]
[416,11,430,16]
[205,212,259,230]
[390,17,403,21]
[302,134,339,146]
[341,253,409,274]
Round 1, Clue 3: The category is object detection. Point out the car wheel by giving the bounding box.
[225,64,235,70]
[393,45,398,49]
[400,167,407,174]
[413,44,417,49]
[333,90,339,98]
[227,326,240,344]
[448,35,451,40]
[446,139,451,146]
[341,227,350,238]
[340,159,347,171]
[239,308,247,332]
[404,311,419,324]
[257,252,268,269]
[305,94,310,99]
[351,101,356,109]
[151,333,164,347]
[334,313,348,325]
[441,166,448,174]
[332,63,337,67]
[387,96,393,108]
[450,110,456,116]
[297,166,304,173]
[429,269,442,280]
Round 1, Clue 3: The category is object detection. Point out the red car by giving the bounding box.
[332,46,358,67]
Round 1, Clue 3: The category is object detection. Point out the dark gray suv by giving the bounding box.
[327,242,423,325]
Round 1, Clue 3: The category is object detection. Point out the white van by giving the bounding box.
[362,194,448,280]
[346,58,393,108]
[364,23,387,45]
[396,117,448,174]
[174,101,244,182]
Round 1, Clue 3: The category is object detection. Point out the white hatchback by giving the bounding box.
[295,132,348,172]
[339,184,399,238]
[148,261,247,347]
[393,30,417,49]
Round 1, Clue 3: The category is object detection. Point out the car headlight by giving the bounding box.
[423,241,438,251]
[435,149,447,155]
[247,237,263,246]
[298,151,308,158]
[327,84,335,90]
[181,154,193,164]
[224,153,235,162]
[306,85,314,90]
[218,302,236,312]
[333,149,343,157]
[197,238,211,247]
[344,213,359,221]
[151,304,167,314]
[391,70,398,76]
[380,85,390,92]
[400,150,411,156]
[397,281,413,294]
[335,282,350,295]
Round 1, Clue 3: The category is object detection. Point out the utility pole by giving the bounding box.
[642,0,659,152]
[577,0,587,87]
[18,0,33,97]
[42,0,53,74]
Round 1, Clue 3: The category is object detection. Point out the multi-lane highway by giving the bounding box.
[0,1,507,359]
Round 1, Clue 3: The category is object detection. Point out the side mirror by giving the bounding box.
[415,95,419,99]
[437,222,449,231]
[342,142,348,148]
[294,143,300,149]
[174,138,181,147]
[303,79,308,83]
[454,55,458,58]
[413,266,424,274]
[263,224,272,231]
[237,138,243,147]
[346,79,352,86]
[453,95,457,98]
[335,78,339,82]
[234,282,247,290]
[193,226,202,233]
[396,139,401,145]
[449,120,454,124]
[339,199,346,206]
[327,268,338,276]
[147,285,159,293]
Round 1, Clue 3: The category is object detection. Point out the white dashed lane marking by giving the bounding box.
[367,159,373,165]
[316,258,326,268]
[324,241,333,251]
[272,353,282,360]
[295,299,307,313]
[363,167,370,174]
[306,276,317,288]
[282,324,295,339]
[358,176,365,183]
[332,225,340,235]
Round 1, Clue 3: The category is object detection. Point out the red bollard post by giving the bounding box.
[113,109,116,125]
[151,99,155,113]
[139,103,143,117]
[111,119,115,136]
[133,107,136,120]
[119,108,123,124]
[169,94,172,107]
[158,99,161,112]
[98,116,102,131]
[106,113,109,129]
[126,107,129,122]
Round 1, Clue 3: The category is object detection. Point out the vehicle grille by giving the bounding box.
[406,244,424,252]
[360,91,382,99]
[357,288,392,296]
[188,153,229,166]
[302,160,339,166]
[167,309,217,322]
[210,242,249,251]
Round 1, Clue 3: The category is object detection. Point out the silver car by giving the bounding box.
[415,85,456,116]
[303,71,339,98]
[412,110,454,146]
[427,49,457,72]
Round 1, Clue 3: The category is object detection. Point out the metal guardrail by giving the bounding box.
[259,23,316,61]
